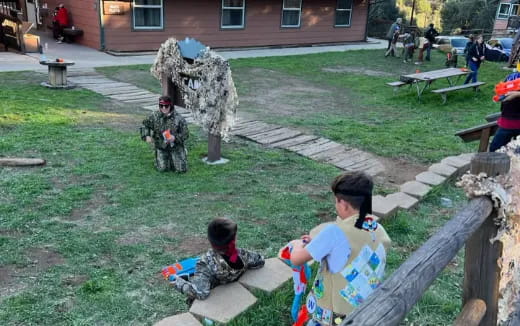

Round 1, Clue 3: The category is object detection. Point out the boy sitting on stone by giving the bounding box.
[172,218,265,301]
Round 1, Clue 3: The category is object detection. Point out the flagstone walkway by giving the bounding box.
[67,69,385,176]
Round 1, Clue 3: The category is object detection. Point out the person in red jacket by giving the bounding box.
[52,4,69,43]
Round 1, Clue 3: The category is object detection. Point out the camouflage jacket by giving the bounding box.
[174,248,265,300]
[141,110,189,150]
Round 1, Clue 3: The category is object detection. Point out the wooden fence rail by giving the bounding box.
[341,152,512,326]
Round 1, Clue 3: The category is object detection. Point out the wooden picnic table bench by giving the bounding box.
[398,68,470,100]
[386,81,412,94]
[432,82,485,104]
[455,121,498,152]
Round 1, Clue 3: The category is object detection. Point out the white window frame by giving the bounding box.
[512,4,519,16]
[133,0,163,30]
[335,0,353,27]
[281,0,302,28]
[221,0,245,29]
[497,2,511,20]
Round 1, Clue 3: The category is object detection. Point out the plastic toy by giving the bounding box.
[279,243,312,323]
[162,257,199,282]
[493,77,520,102]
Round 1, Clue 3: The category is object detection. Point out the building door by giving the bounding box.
[25,0,38,24]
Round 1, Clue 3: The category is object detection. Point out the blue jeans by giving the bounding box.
[490,127,520,152]
[425,43,432,60]
[464,61,479,84]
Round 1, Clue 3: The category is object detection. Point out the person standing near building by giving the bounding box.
[141,96,189,172]
[287,172,392,325]
[385,18,402,57]
[464,35,475,68]
[464,35,485,84]
[53,4,69,43]
[424,23,439,61]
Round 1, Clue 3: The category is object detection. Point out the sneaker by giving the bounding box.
[57,40,62,44]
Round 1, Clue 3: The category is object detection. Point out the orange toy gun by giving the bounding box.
[493,78,520,102]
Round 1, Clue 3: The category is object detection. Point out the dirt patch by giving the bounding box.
[68,191,108,222]
[234,68,357,120]
[117,224,180,246]
[316,209,335,223]
[0,248,65,300]
[374,156,428,188]
[62,274,89,287]
[322,66,394,77]
[175,236,209,256]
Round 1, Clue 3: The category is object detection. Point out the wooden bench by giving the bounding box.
[386,81,412,95]
[455,121,498,152]
[485,112,501,122]
[432,82,486,104]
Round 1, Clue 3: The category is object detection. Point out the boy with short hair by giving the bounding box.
[173,218,265,301]
[288,172,391,325]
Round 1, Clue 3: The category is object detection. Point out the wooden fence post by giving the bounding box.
[463,152,510,326]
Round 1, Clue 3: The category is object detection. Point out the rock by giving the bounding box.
[415,171,446,186]
[154,313,202,326]
[400,181,432,199]
[372,195,399,218]
[189,282,257,324]
[386,192,419,210]
[239,258,293,293]
[428,163,457,178]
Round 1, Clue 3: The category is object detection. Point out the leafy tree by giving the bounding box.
[441,0,501,34]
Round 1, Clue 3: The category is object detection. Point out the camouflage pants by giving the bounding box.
[155,147,188,172]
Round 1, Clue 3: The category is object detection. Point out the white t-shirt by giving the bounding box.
[306,224,351,274]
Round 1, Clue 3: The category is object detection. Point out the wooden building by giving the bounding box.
[35,0,369,52]
[493,0,519,37]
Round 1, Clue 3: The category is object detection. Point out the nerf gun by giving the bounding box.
[162,129,175,146]
[162,257,199,282]
[279,243,312,323]
[493,75,520,102]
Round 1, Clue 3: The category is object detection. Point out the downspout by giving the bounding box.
[364,0,370,42]
[98,0,105,50]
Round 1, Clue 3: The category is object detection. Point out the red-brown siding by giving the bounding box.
[103,0,367,52]
[45,0,101,49]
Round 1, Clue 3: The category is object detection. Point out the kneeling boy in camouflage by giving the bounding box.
[173,218,265,301]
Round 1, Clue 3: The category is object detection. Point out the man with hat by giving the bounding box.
[172,217,265,301]
[141,96,189,172]
[288,172,392,325]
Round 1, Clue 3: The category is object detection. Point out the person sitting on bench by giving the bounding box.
[52,4,69,44]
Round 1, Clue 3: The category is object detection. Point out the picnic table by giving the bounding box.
[400,68,470,100]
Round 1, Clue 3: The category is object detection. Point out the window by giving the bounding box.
[281,0,302,28]
[133,0,163,29]
[497,3,511,19]
[221,0,245,29]
[335,0,353,27]
[512,4,519,16]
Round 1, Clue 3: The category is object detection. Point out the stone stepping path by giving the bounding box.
[153,258,293,325]
[67,71,385,176]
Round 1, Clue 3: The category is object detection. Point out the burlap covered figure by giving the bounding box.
[151,38,238,141]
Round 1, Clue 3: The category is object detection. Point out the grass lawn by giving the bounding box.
[1,66,468,326]
[98,48,508,164]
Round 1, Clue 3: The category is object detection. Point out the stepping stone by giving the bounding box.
[441,156,470,169]
[238,258,293,293]
[386,192,419,210]
[87,87,144,96]
[372,195,399,218]
[189,282,257,324]
[232,121,265,133]
[400,181,432,199]
[457,153,475,163]
[415,171,446,186]
[0,158,46,167]
[236,124,279,137]
[248,127,294,142]
[109,92,154,100]
[269,135,319,149]
[428,163,457,178]
[154,313,202,326]
[364,164,386,176]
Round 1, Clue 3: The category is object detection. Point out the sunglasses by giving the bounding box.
[159,104,171,108]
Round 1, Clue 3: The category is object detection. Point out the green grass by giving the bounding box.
[1,68,468,325]
[98,49,507,163]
